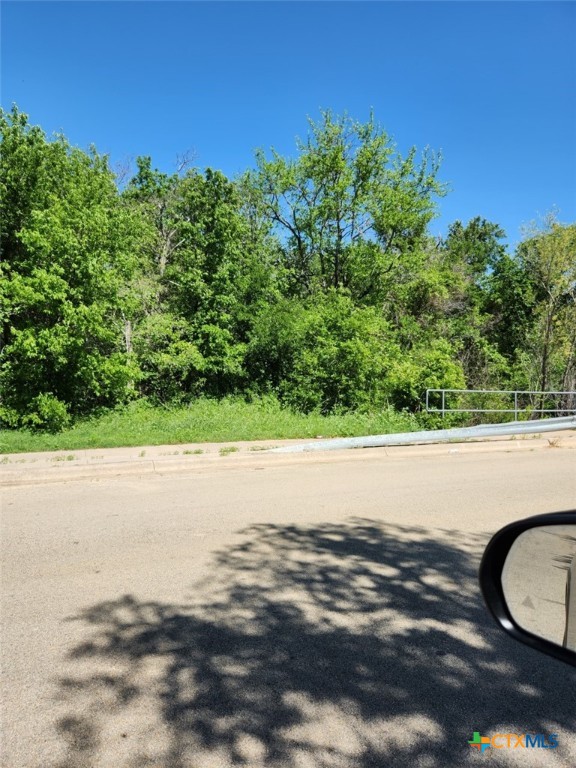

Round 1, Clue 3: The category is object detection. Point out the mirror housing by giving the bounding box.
[480,511,576,667]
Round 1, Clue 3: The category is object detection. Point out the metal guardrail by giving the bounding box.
[268,415,576,453]
[425,389,576,419]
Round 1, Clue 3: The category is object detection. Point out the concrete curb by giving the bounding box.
[2,431,574,487]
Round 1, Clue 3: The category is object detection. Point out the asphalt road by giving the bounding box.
[2,445,576,768]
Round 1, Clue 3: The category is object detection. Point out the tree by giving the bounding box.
[128,165,279,400]
[443,217,507,280]
[0,106,146,429]
[123,155,185,278]
[514,216,576,409]
[246,290,400,413]
[438,218,510,389]
[486,251,536,362]
[244,110,445,301]
[377,220,510,395]
[6,105,568,427]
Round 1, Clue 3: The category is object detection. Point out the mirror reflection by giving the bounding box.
[502,525,576,650]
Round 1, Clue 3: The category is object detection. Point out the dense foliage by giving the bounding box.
[1,106,574,430]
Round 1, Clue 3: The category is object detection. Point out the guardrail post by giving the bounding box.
[514,391,518,421]
[442,390,445,418]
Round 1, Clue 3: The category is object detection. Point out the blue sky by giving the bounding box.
[2,1,575,246]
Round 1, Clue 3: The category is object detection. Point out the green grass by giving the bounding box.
[219,445,239,456]
[0,396,418,454]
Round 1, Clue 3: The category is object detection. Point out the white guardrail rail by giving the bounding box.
[425,389,576,419]
[267,416,576,454]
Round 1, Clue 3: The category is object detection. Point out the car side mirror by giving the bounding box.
[480,511,576,666]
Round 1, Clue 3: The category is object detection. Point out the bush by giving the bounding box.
[247,290,400,414]
[387,338,466,413]
[21,393,71,433]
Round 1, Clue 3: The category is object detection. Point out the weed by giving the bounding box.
[0,396,419,454]
[219,446,239,456]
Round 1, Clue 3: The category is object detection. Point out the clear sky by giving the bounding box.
[2,1,575,246]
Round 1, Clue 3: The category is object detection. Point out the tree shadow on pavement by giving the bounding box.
[52,518,576,768]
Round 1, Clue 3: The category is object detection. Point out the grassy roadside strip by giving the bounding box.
[0,397,419,454]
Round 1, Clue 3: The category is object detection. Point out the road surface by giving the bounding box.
[2,444,576,767]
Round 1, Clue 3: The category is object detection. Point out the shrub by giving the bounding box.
[21,393,71,433]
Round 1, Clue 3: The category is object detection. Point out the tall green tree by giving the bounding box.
[487,251,536,362]
[515,217,576,404]
[128,165,278,400]
[0,106,146,429]
[123,155,184,279]
[438,218,510,389]
[244,110,445,301]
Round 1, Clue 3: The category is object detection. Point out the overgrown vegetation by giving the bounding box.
[1,105,575,439]
[0,397,417,453]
